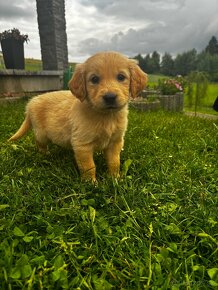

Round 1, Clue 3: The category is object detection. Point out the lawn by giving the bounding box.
[0,101,218,289]
[0,56,76,71]
[0,56,42,71]
[147,74,166,85]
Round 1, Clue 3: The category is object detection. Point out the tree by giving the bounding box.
[174,49,197,76]
[151,51,160,74]
[197,51,218,81]
[161,53,174,76]
[133,35,218,78]
[143,54,153,73]
[142,52,160,74]
[205,36,218,55]
[134,54,146,72]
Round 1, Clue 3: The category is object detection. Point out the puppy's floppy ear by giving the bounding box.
[129,60,148,98]
[68,64,86,102]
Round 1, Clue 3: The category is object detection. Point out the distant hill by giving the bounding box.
[0,56,76,71]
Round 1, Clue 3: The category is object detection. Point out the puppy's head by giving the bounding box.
[69,51,148,111]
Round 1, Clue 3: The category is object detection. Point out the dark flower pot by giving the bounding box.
[1,38,25,69]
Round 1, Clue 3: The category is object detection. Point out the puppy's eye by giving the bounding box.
[90,75,100,84]
[117,73,126,82]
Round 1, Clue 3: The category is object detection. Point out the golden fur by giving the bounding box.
[9,51,147,181]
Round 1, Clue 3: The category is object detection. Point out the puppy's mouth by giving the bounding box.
[86,92,127,112]
[101,92,126,111]
[102,102,127,112]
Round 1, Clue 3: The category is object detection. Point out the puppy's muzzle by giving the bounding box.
[103,92,117,108]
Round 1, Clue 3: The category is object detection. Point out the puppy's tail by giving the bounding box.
[8,114,31,141]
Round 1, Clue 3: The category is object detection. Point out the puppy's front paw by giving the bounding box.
[108,172,120,180]
[81,168,97,184]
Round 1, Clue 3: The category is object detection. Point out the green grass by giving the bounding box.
[0,100,218,289]
[25,59,42,71]
[148,74,166,85]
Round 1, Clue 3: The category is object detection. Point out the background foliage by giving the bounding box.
[134,36,218,81]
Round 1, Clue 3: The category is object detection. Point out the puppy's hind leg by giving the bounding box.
[34,131,49,154]
[36,140,49,154]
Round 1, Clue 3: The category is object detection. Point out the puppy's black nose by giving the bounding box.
[103,93,117,106]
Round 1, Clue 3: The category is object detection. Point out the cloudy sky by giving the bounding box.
[0,0,218,62]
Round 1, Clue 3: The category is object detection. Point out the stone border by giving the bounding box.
[131,92,184,112]
[130,100,161,112]
[158,93,184,112]
[0,69,64,99]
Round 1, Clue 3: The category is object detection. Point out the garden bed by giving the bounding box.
[130,98,161,112]
[131,91,184,112]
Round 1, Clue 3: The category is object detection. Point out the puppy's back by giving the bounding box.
[8,91,76,143]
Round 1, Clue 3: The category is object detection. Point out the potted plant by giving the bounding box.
[0,28,29,69]
[158,76,185,112]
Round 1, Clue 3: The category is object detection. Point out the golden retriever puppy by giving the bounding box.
[9,51,147,182]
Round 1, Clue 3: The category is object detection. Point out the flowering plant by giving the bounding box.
[158,77,184,95]
[0,28,29,43]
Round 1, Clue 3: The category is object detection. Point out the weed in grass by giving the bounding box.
[0,101,218,289]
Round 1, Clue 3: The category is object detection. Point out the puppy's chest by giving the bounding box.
[71,110,128,150]
[93,122,122,149]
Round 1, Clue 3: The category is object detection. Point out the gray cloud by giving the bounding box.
[0,0,40,59]
[75,0,218,59]
[0,0,35,19]
[0,0,218,61]
[79,0,186,20]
